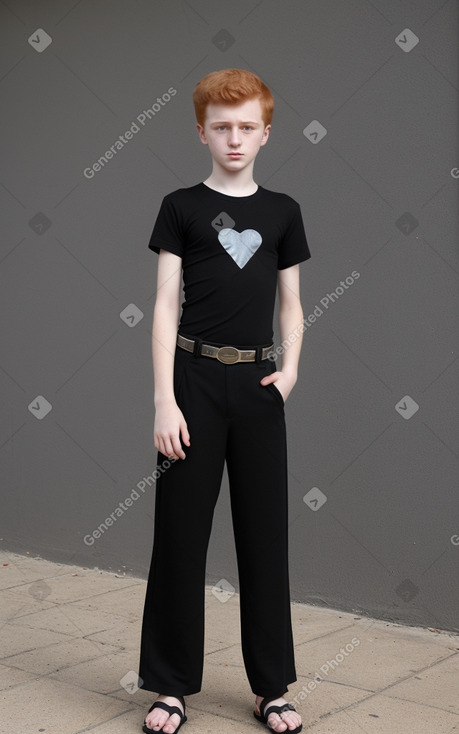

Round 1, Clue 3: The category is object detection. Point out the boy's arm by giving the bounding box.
[260,264,304,402]
[277,264,304,379]
[152,249,190,459]
[152,249,182,403]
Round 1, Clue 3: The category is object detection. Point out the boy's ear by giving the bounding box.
[260,124,271,147]
[196,123,208,145]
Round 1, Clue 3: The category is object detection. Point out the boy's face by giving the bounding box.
[196,98,270,173]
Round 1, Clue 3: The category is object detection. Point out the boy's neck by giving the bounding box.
[203,167,258,197]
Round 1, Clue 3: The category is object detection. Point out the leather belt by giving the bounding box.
[177,333,274,364]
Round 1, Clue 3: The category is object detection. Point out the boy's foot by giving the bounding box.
[254,695,302,732]
[144,695,185,733]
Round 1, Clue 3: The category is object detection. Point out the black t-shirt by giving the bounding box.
[148,182,311,344]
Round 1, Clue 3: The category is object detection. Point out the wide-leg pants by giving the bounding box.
[138,333,297,697]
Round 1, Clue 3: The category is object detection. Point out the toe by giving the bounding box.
[145,710,180,732]
[268,714,288,732]
[145,697,183,733]
[145,710,166,730]
[284,711,302,731]
[164,715,181,733]
[254,697,301,733]
[268,708,302,732]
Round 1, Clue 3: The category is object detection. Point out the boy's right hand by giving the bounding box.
[153,398,190,460]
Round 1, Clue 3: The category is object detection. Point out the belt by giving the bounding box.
[177,333,274,364]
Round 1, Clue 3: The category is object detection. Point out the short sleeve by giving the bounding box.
[277,201,311,270]
[148,195,184,258]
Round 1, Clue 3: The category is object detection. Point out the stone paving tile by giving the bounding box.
[285,677,376,730]
[293,618,458,691]
[0,622,70,659]
[0,552,77,590]
[381,649,459,714]
[290,602,362,645]
[46,648,140,694]
[65,582,146,620]
[7,598,132,636]
[1,675,132,734]
[0,587,56,620]
[2,636,122,676]
[8,569,140,605]
[0,662,38,690]
[83,617,141,650]
[305,694,459,733]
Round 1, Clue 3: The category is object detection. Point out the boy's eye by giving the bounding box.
[214,125,253,131]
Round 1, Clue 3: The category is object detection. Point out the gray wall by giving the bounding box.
[1,0,458,631]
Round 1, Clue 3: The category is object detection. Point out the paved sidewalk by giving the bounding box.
[1,551,458,733]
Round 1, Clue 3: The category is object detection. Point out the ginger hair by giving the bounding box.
[193,68,274,128]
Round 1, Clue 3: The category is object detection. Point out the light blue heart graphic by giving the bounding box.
[217,227,262,268]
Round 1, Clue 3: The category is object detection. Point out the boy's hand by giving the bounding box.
[260,368,297,404]
[154,398,190,460]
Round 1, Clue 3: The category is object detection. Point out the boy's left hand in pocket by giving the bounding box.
[260,370,297,403]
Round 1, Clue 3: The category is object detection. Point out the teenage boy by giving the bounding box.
[138,68,311,734]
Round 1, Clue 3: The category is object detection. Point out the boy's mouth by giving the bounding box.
[227,153,243,158]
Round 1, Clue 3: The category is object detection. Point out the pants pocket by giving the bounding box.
[266,381,285,406]
[263,358,285,407]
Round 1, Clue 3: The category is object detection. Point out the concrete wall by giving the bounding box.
[1,0,458,631]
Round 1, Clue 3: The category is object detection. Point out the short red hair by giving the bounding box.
[193,68,274,128]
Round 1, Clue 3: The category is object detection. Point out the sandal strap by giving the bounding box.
[147,700,185,719]
[265,703,295,716]
[260,696,295,719]
[259,695,280,714]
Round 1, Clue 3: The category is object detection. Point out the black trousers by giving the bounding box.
[138,333,297,698]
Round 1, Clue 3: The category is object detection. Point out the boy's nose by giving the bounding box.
[229,128,241,145]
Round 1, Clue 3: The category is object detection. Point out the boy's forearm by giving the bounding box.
[278,303,304,377]
[152,301,180,407]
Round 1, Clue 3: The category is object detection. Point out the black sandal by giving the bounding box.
[254,695,302,733]
[142,695,187,734]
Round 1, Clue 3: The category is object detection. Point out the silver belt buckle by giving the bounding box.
[216,346,240,364]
